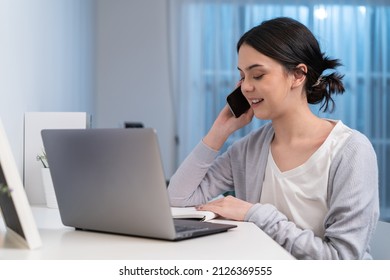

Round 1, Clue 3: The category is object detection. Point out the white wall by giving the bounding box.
[0,0,94,173]
[95,0,176,177]
[0,0,175,204]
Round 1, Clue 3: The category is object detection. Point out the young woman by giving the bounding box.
[168,17,379,259]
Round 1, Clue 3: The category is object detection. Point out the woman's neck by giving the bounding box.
[271,106,331,145]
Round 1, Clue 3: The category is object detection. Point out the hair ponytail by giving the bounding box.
[307,57,345,113]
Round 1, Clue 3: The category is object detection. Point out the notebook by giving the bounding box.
[41,128,236,241]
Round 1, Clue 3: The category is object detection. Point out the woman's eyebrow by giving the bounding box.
[237,64,265,71]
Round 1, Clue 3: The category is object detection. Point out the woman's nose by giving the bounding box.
[240,79,254,95]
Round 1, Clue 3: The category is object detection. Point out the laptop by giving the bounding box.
[41,128,236,241]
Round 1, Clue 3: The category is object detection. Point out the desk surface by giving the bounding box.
[1,206,294,260]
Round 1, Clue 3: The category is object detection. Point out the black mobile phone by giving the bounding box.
[226,86,250,118]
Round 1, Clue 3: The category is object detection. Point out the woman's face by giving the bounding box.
[237,44,296,120]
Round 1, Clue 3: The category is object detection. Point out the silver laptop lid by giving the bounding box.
[41,128,176,240]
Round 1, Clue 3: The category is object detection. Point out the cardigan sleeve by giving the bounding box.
[245,132,380,259]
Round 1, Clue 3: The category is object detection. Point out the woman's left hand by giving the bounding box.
[196,195,253,221]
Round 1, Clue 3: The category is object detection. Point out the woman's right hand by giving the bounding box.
[203,104,253,151]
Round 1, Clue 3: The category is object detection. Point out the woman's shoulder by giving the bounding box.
[327,120,372,148]
[340,122,374,150]
[332,121,376,161]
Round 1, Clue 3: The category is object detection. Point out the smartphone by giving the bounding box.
[226,86,250,118]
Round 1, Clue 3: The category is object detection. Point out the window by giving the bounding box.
[169,1,390,221]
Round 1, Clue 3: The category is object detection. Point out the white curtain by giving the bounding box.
[169,0,390,220]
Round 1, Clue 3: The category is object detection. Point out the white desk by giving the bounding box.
[0,206,294,260]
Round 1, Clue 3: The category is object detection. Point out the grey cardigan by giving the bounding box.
[168,122,380,260]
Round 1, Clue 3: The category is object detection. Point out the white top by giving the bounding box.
[260,121,353,238]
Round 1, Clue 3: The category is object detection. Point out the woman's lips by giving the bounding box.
[250,98,263,105]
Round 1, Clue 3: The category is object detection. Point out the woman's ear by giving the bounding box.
[291,64,307,88]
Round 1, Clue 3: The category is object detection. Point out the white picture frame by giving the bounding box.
[0,118,42,249]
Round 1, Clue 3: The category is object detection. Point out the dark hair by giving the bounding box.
[237,17,344,113]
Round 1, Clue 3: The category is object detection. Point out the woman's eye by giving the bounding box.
[253,74,264,80]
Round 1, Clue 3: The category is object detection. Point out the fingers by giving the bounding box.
[196,197,224,211]
[196,196,253,221]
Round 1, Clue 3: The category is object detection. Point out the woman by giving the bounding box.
[168,17,379,259]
